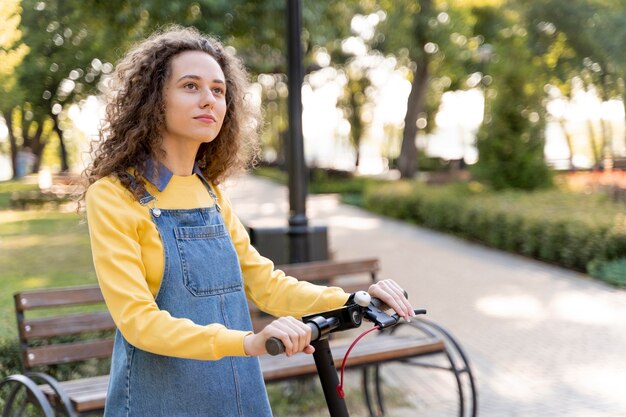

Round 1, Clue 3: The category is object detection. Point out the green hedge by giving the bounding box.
[253,166,384,199]
[588,258,626,287]
[364,181,626,284]
[0,335,111,412]
[0,338,21,379]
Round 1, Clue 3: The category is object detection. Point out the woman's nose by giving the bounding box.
[200,88,217,108]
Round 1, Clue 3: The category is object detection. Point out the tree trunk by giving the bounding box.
[20,107,29,146]
[349,90,362,169]
[30,122,45,173]
[557,118,575,170]
[598,79,613,170]
[397,57,429,178]
[51,113,69,172]
[600,118,613,170]
[586,119,600,168]
[623,86,626,147]
[3,108,18,179]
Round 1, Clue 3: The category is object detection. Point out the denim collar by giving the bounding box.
[144,159,206,192]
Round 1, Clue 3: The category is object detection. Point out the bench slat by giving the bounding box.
[277,258,379,282]
[20,311,115,340]
[260,335,445,381]
[40,376,109,396]
[72,394,107,413]
[18,258,445,416]
[25,339,114,367]
[40,375,109,413]
[38,336,445,411]
[15,285,103,312]
[248,259,377,332]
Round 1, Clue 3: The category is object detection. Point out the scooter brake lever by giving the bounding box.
[365,307,428,329]
[364,305,398,328]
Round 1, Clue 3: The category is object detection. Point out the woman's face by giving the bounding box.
[161,50,227,151]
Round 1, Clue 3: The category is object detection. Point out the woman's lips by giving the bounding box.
[194,115,216,123]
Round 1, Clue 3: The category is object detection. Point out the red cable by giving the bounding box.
[336,325,381,399]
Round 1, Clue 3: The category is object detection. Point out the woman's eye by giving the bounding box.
[212,87,225,95]
[184,83,198,90]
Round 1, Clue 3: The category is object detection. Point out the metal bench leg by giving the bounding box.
[416,319,477,417]
[362,366,383,417]
[363,366,375,417]
[362,365,385,417]
[374,365,385,416]
[442,344,467,417]
[26,372,78,417]
[387,319,478,417]
[0,374,55,417]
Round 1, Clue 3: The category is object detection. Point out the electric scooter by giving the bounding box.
[266,291,426,417]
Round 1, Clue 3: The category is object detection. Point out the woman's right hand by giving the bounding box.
[243,316,315,357]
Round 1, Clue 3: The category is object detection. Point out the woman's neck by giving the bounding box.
[159,157,194,176]
[159,140,199,176]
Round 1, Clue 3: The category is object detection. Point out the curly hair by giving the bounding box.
[81,26,259,203]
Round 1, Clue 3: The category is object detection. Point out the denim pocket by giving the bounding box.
[175,224,243,296]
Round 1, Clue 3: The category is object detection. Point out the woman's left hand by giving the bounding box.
[367,279,415,321]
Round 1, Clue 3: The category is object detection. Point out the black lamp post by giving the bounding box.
[248,0,328,265]
[286,0,309,263]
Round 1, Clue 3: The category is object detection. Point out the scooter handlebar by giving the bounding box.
[264,293,424,356]
[265,322,320,356]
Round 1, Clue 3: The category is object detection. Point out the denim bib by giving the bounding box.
[104,175,272,417]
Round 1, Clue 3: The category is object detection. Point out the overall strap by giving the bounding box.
[125,172,156,206]
[195,173,221,212]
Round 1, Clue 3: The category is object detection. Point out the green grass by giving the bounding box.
[253,166,288,184]
[0,180,39,209]
[252,166,386,198]
[267,377,409,416]
[0,209,96,339]
[1,179,419,415]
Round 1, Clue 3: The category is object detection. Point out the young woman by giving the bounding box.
[82,26,415,416]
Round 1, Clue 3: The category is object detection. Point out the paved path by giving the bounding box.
[225,175,626,417]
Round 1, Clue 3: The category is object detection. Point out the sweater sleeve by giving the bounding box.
[215,186,350,318]
[86,178,249,360]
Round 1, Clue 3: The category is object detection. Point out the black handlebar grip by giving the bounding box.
[265,322,320,356]
[265,337,286,356]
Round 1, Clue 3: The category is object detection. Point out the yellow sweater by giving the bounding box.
[86,173,349,360]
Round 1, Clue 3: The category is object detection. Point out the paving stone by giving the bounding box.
[227,175,626,417]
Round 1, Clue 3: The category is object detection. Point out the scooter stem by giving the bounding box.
[311,338,350,417]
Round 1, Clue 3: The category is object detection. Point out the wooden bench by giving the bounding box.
[1,258,476,417]
[9,190,73,210]
[9,173,80,210]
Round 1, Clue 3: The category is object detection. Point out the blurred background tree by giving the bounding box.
[0,0,29,178]
[472,2,553,190]
[526,0,626,168]
[374,0,477,178]
[0,0,624,190]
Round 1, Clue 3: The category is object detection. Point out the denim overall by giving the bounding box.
[104,172,272,417]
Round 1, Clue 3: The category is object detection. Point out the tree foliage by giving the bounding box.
[0,0,28,110]
[0,0,29,177]
[373,0,485,177]
[1,0,369,177]
[1,0,625,183]
[472,4,552,190]
[525,0,626,153]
